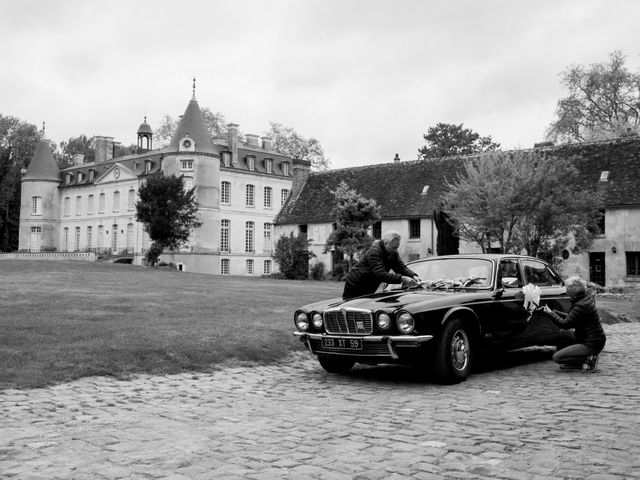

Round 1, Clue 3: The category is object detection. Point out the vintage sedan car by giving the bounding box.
[293,254,574,384]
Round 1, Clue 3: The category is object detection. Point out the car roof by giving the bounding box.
[409,254,542,263]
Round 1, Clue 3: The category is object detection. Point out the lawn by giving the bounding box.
[1,260,637,390]
[0,260,343,389]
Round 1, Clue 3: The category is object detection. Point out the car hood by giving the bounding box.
[303,289,488,313]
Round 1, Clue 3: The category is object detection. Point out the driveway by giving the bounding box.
[1,323,639,480]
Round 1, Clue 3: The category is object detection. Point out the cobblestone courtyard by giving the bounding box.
[2,323,639,480]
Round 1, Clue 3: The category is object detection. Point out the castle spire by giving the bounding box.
[192,77,196,100]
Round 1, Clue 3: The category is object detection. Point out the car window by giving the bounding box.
[385,258,492,290]
[497,259,522,288]
[522,260,562,286]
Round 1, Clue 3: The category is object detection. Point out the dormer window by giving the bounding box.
[265,158,273,174]
[89,169,95,181]
[66,173,72,184]
[599,171,609,182]
[180,137,194,151]
[78,172,84,182]
[145,160,153,173]
[222,152,231,167]
[282,162,290,176]
[247,156,255,171]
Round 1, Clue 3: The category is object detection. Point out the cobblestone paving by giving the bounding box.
[1,323,639,480]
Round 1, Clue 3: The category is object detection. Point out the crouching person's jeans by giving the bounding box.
[553,343,598,367]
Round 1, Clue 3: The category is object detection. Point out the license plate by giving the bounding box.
[322,337,362,350]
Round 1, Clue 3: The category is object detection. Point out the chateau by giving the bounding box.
[18,89,309,275]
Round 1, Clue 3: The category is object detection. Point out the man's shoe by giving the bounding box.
[582,355,599,373]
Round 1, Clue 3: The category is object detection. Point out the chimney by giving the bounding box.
[289,159,311,203]
[261,136,273,150]
[73,154,85,167]
[94,136,114,164]
[226,123,239,166]
[245,134,260,147]
[393,153,400,163]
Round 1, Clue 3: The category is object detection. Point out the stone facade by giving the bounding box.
[18,92,310,276]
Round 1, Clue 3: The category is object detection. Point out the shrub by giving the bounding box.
[310,261,325,280]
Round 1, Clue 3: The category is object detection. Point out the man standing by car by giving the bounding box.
[342,231,420,300]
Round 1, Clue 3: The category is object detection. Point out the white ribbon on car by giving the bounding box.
[522,283,541,321]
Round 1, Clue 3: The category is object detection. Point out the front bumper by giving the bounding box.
[294,331,434,360]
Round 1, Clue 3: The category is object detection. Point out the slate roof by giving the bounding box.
[275,136,640,225]
[22,140,60,182]
[169,97,218,154]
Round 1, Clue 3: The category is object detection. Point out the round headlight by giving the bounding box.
[312,313,323,329]
[376,312,392,330]
[397,312,415,334]
[295,312,310,331]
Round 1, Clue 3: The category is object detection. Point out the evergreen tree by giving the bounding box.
[135,172,202,266]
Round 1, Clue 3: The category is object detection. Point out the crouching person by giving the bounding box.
[541,276,606,372]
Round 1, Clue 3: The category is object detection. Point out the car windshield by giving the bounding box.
[385,258,493,290]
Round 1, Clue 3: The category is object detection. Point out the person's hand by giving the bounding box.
[401,275,418,287]
[413,275,422,284]
[542,304,552,315]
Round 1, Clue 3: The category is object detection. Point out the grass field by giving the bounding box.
[0,260,343,389]
[1,260,637,390]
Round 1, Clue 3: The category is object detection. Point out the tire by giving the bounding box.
[432,318,473,384]
[318,355,355,374]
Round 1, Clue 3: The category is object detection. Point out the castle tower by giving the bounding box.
[164,80,220,253]
[137,116,153,152]
[18,138,61,252]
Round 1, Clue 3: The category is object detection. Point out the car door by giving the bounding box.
[520,259,571,343]
[485,258,530,343]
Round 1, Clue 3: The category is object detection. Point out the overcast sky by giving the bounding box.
[2,0,639,168]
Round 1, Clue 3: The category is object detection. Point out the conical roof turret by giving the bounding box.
[169,95,216,154]
[22,139,60,182]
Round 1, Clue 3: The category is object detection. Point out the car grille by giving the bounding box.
[324,308,373,335]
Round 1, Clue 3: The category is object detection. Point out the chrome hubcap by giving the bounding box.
[451,329,469,371]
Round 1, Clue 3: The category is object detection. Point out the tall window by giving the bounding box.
[113,191,120,213]
[126,223,134,252]
[246,184,255,207]
[64,197,70,216]
[263,259,272,275]
[264,187,272,208]
[281,189,289,206]
[247,156,255,171]
[627,252,640,276]
[221,258,230,275]
[245,221,254,253]
[31,196,42,215]
[246,259,254,275]
[220,219,230,252]
[265,159,273,174]
[97,225,104,249]
[87,194,94,215]
[76,196,82,216]
[98,193,105,213]
[264,223,272,252]
[74,227,81,251]
[128,189,135,210]
[221,181,230,204]
[282,162,290,176]
[87,226,93,250]
[409,219,421,239]
[112,224,118,251]
[30,226,42,252]
[63,227,69,251]
[597,209,605,234]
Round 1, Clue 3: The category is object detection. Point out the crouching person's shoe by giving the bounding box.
[582,355,599,373]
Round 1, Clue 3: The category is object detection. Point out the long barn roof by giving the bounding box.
[275,136,640,225]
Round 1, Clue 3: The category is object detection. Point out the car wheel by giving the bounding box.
[318,355,355,374]
[433,318,473,384]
